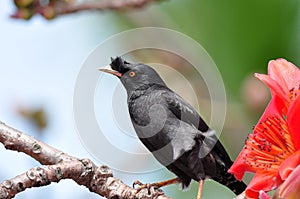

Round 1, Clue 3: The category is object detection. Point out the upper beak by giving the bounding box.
[97,65,122,77]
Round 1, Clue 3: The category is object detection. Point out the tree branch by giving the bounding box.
[0,121,75,165]
[56,0,158,13]
[0,121,172,199]
[12,0,162,20]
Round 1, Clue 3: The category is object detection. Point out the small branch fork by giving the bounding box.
[0,121,171,199]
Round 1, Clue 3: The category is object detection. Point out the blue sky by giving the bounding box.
[0,2,177,199]
[0,1,117,198]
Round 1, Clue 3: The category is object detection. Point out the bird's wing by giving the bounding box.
[162,90,209,132]
[162,89,233,166]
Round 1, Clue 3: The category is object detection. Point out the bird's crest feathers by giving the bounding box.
[110,57,132,74]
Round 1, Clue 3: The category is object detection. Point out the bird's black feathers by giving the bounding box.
[162,89,235,172]
[162,91,209,132]
[110,56,132,74]
[104,57,247,195]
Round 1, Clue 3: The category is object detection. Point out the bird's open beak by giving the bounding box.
[97,65,122,77]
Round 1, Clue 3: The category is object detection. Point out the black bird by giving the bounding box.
[99,57,246,198]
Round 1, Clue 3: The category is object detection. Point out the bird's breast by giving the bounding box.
[128,94,175,141]
[129,96,169,128]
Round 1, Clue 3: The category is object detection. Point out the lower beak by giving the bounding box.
[98,66,122,77]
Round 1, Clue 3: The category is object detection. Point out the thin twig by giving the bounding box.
[48,0,159,17]
[11,0,162,19]
[58,0,158,13]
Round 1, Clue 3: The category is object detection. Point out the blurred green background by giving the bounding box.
[1,0,299,198]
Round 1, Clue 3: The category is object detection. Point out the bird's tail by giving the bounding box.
[212,169,247,195]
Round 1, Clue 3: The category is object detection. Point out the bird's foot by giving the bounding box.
[133,180,164,197]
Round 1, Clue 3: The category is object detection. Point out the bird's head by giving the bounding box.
[99,57,166,93]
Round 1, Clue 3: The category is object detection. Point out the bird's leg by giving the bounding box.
[196,180,204,199]
[150,178,180,188]
[133,178,180,193]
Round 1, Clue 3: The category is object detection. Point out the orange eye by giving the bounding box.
[129,71,135,77]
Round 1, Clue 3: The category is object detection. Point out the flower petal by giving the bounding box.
[279,150,300,180]
[245,171,282,199]
[228,147,256,180]
[229,106,290,182]
[279,164,300,199]
[268,58,300,93]
[255,94,286,124]
[255,58,300,113]
[287,95,300,149]
[255,72,288,105]
[259,190,271,199]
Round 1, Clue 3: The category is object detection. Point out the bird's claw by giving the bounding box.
[132,180,144,188]
[133,180,164,197]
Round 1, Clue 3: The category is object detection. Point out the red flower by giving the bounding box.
[255,58,300,119]
[279,163,300,199]
[229,59,300,198]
